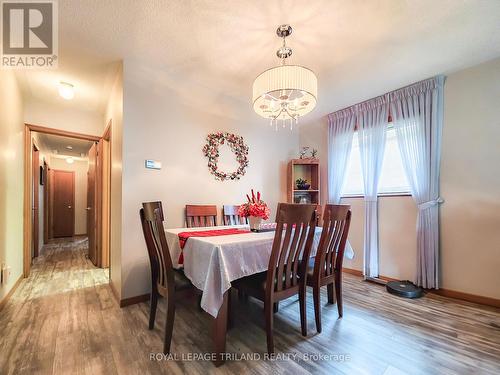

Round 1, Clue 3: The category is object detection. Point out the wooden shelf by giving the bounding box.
[287,158,320,205]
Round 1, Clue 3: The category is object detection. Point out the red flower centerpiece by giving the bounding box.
[238,189,270,231]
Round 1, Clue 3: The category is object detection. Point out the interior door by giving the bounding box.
[32,146,39,258]
[52,170,75,237]
[87,142,97,265]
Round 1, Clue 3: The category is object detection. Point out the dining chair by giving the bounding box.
[232,203,317,354]
[306,204,351,333]
[140,201,193,354]
[185,204,218,227]
[276,203,322,226]
[222,205,248,225]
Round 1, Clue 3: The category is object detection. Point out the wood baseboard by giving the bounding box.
[342,267,500,308]
[0,275,24,312]
[342,267,363,277]
[378,274,399,282]
[429,289,500,308]
[119,293,150,308]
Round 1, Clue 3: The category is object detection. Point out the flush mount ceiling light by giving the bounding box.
[59,81,75,100]
[253,25,317,130]
[66,145,73,150]
[66,157,74,164]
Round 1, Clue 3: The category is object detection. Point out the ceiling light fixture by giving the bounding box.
[253,25,317,130]
[59,81,75,100]
[66,145,73,150]
[66,157,74,164]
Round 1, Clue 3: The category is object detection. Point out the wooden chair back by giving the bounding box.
[314,204,351,279]
[276,202,322,225]
[140,201,174,294]
[185,205,218,227]
[223,205,248,225]
[267,203,317,297]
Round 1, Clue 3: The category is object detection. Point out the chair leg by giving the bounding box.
[335,275,343,317]
[149,290,158,330]
[238,289,246,301]
[227,290,233,329]
[327,283,335,304]
[299,287,307,337]
[264,300,274,354]
[197,293,203,311]
[163,297,175,354]
[273,302,279,314]
[313,284,322,333]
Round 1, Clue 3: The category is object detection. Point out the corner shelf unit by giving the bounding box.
[287,158,320,205]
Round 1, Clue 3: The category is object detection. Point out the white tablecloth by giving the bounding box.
[164,225,323,317]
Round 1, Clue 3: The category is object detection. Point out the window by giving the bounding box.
[342,126,411,196]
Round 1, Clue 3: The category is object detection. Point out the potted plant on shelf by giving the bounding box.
[296,178,311,190]
[238,189,270,231]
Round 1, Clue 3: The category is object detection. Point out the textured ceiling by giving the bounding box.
[36,133,94,157]
[15,0,500,122]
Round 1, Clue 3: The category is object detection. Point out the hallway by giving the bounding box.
[0,237,113,374]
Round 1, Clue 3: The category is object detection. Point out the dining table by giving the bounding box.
[164,224,323,366]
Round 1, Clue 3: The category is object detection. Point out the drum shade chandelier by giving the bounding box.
[252,25,317,130]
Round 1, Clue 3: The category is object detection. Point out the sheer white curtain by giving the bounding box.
[389,76,444,289]
[356,97,389,278]
[327,109,356,259]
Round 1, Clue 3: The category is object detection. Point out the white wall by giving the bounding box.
[299,57,500,299]
[24,98,104,137]
[0,70,24,302]
[49,157,89,235]
[118,60,299,299]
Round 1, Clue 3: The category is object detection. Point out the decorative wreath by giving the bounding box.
[203,132,249,181]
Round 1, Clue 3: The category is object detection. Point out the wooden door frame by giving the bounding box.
[43,161,50,244]
[100,120,112,269]
[31,143,40,258]
[23,123,101,277]
[51,169,76,238]
[87,141,99,265]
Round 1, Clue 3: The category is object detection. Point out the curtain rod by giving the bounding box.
[328,75,445,117]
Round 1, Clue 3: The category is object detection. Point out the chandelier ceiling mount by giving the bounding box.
[252,24,318,130]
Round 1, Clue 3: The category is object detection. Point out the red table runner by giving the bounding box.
[177,228,250,264]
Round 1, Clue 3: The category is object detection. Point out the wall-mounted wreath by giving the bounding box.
[203,132,249,181]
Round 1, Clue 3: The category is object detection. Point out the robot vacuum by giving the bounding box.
[386,280,424,299]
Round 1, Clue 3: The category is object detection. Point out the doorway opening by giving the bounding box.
[24,124,112,280]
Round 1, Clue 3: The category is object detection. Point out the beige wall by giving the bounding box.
[105,63,123,299]
[118,60,298,299]
[24,98,104,137]
[440,58,500,299]
[0,70,24,302]
[299,57,500,299]
[49,157,89,235]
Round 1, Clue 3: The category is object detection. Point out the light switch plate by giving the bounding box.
[145,160,162,170]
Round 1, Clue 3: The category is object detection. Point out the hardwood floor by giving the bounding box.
[1,238,499,374]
